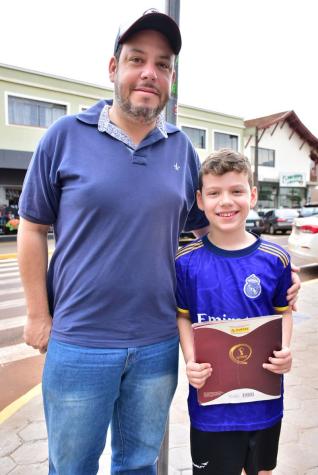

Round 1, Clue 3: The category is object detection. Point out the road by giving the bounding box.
[0,234,318,411]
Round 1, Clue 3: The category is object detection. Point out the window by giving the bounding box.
[8,95,66,128]
[182,126,206,149]
[251,147,275,167]
[214,132,238,151]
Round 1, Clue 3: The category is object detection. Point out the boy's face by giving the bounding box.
[197,171,257,234]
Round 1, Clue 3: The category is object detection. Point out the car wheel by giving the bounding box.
[269,224,275,235]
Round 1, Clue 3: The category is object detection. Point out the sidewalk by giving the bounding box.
[1,281,318,474]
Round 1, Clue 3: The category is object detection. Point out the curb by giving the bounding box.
[0,383,42,424]
[0,253,17,260]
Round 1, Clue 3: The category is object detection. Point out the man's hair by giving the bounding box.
[114,44,123,62]
[199,149,253,190]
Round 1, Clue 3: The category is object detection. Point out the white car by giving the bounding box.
[288,215,318,262]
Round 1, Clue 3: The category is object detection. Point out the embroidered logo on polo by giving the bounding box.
[243,274,261,299]
[174,162,180,171]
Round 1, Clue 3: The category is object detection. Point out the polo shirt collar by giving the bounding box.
[77,99,174,150]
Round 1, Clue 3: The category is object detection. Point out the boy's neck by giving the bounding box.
[207,228,257,251]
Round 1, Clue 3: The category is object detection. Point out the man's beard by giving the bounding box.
[115,82,168,123]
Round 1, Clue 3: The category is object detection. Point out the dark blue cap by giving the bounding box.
[114,9,182,55]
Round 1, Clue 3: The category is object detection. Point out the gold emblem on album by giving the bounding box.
[229,344,252,365]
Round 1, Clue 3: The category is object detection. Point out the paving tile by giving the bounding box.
[280,421,299,444]
[169,423,190,448]
[168,446,192,471]
[290,400,318,429]
[0,455,15,474]
[19,421,47,441]
[278,443,318,473]
[0,431,22,457]
[287,385,318,401]
[299,427,318,450]
[275,463,299,475]
[9,463,48,475]
[11,440,48,464]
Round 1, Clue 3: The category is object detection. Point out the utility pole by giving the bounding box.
[165,0,180,125]
[254,126,259,193]
[157,2,180,474]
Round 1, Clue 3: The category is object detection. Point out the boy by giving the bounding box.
[176,149,293,475]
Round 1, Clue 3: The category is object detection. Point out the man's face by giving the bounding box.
[109,29,176,123]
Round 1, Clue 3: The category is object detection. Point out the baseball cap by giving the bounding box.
[114,9,182,55]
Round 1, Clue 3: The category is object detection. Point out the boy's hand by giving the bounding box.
[263,347,292,374]
[186,360,212,389]
[287,263,301,311]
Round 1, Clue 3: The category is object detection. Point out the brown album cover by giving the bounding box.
[192,315,282,405]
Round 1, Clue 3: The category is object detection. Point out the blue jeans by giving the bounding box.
[42,336,179,475]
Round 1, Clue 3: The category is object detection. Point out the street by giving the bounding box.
[0,234,318,411]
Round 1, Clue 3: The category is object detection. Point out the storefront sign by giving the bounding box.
[280,173,306,187]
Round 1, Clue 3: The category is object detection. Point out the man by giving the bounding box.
[18,10,209,475]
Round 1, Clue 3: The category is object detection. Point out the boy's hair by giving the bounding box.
[199,148,253,190]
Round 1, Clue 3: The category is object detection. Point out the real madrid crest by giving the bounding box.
[243,274,261,299]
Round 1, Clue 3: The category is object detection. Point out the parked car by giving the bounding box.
[257,208,273,218]
[298,202,318,218]
[263,208,299,234]
[288,215,318,262]
[245,210,265,235]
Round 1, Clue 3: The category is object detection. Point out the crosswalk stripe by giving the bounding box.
[0,315,26,331]
[0,298,25,310]
[0,258,17,264]
[0,263,18,269]
[0,277,21,285]
[0,271,20,279]
[0,343,39,365]
[0,287,23,296]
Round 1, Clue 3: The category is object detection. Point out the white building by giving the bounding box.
[244,111,318,209]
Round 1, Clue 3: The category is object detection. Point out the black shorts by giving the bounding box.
[190,420,282,475]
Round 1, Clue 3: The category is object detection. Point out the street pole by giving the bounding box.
[157,2,180,474]
[254,126,259,196]
[165,0,180,126]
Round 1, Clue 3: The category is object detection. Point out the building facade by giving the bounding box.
[1,64,318,215]
[0,64,112,211]
[244,112,318,210]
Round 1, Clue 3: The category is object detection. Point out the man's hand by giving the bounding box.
[186,360,212,389]
[263,347,292,374]
[24,313,52,354]
[287,263,301,311]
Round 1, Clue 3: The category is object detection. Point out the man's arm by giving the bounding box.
[177,311,212,388]
[287,263,301,310]
[17,217,52,353]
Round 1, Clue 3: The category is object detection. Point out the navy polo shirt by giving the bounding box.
[19,99,207,348]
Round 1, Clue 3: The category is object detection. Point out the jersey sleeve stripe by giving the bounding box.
[259,242,289,263]
[274,305,290,312]
[259,244,289,267]
[177,306,190,315]
[176,240,204,259]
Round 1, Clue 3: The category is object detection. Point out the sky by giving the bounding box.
[1,0,317,136]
